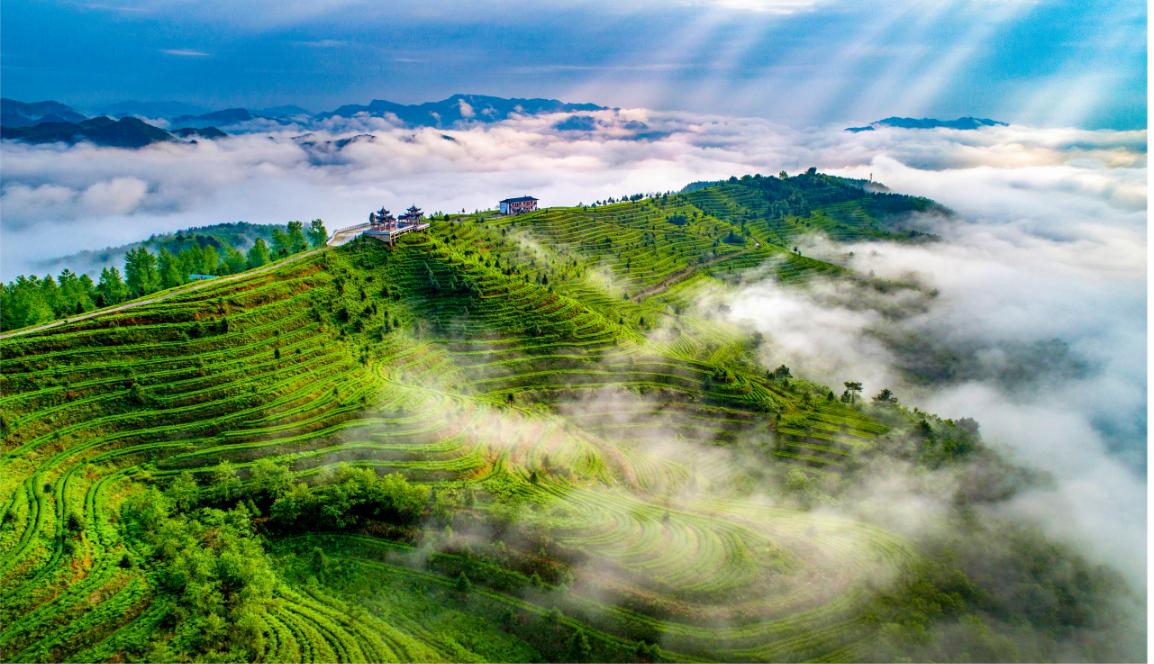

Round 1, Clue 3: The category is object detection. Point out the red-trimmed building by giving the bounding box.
[499,196,538,215]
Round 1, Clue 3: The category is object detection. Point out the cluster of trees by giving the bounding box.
[119,489,275,661]
[0,219,326,331]
[173,459,438,534]
[112,460,442,658]
[267,465,434,532]
[587,192,652,207]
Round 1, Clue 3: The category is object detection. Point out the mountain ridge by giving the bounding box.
[0,99,229,147]
[0,94,612,144]
[318,93,608,127]
[846,116,1008,132]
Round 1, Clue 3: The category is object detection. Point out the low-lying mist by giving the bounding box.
[713,159,1146,592]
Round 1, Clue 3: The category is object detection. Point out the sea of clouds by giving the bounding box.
[0,109,1145,590]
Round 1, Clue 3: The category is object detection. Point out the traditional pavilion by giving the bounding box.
[369,207,397,231]
[362,204,430,247]
[398,205,424,224]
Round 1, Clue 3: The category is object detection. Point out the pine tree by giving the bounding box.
[97,267,128,305]
[124,247,160,297]
[158,248,184,289]
[57,269,94,314]
[39,274,61,315]
[0,276,53,330]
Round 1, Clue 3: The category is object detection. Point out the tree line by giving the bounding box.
[0,219,326,332]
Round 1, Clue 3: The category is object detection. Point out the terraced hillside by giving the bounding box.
[1,174,1125,663]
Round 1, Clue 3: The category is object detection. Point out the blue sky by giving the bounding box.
[1,0,1146,128]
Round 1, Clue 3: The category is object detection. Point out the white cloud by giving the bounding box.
[78,177,149,215]
[160,48,211,57]
[457,98,475,119]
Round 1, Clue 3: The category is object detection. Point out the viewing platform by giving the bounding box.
[362,222,430,243]
[327,204,431,248]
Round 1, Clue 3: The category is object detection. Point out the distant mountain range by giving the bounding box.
[0,116,185,148]
[1,97,1010,149]
[846,117,1007,132]
[1,98,89,127]
[0,94,612,148]
[0,98,230,147]
[318,93,606,126]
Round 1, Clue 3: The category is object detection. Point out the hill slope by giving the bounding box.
[0,175,1136,662]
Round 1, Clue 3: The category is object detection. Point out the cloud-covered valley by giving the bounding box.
[0,110,1143,275]
[0,109,1146,594]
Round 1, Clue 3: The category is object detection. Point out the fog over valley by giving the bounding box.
[3,109,1144,594]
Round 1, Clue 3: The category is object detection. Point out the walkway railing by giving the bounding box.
[326,223,372,247]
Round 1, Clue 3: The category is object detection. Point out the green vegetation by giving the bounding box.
[0,220,326,331]
[0,174,1136,662]
[31,221,289,276]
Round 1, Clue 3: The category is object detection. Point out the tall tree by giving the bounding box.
[78,273,97,306]
[1,276,53,330]
[202,246,221,274]
[286,221,309,254]
[180,245,206,276]
[167,472,200,512]
[97,267,128,306]
[212,461,241,503]
[124,247,160,297]
[306,219,328,248]
[222,246,247,274]
[39,275,61,316]
[270,229,290,259]
[842,381,863,404]
[247,238,271,268]
[158,248,184,289]
[57,269,94,314]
